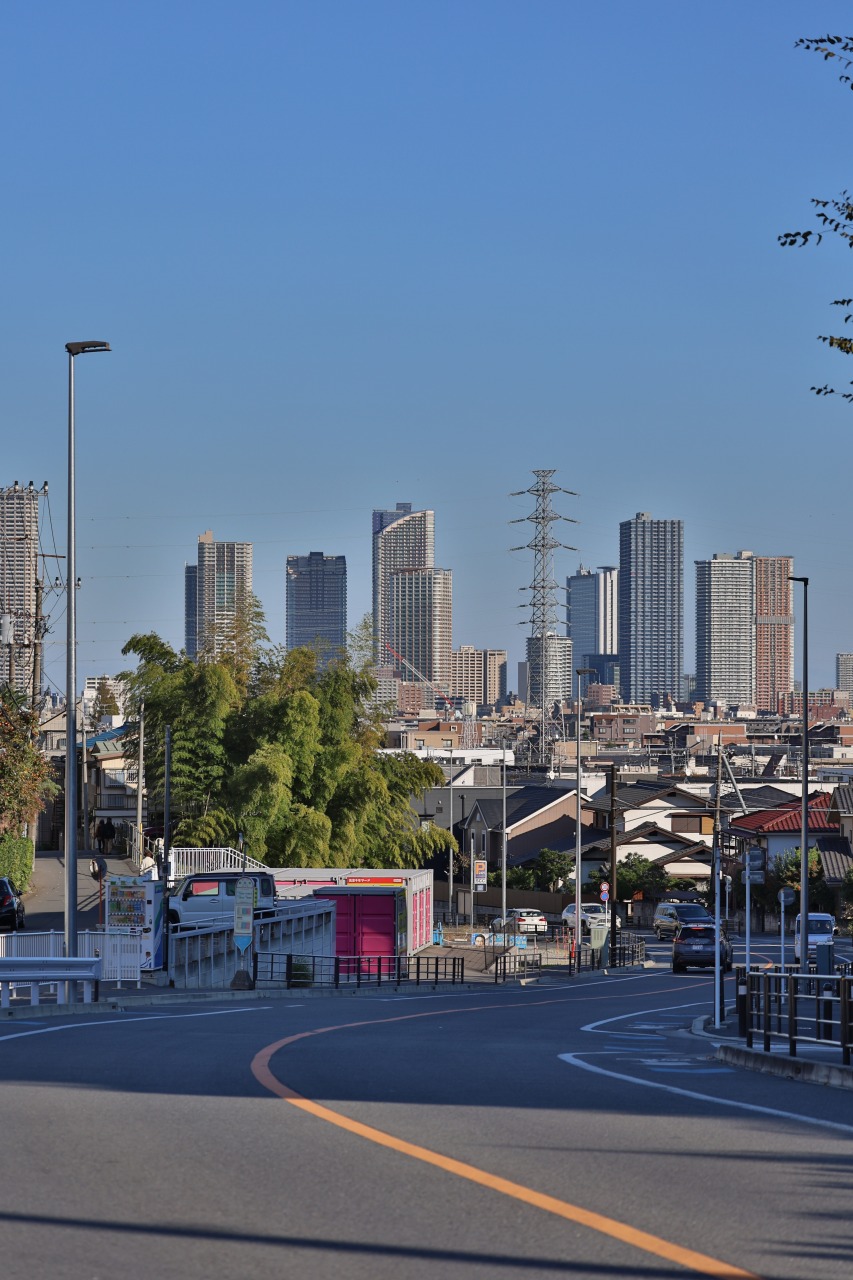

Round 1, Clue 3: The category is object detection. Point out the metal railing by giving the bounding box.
[0,930,143,988]
[168,900,336,989]
[492,951,542,983]
[739,965,853,1066]
[254,952,466,989]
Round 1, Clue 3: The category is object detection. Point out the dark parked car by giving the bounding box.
[672,922,732,973]
[0,878,25,932]
[653,901,713,939]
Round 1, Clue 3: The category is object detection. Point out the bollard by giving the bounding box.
[737,968,748,1038]
[821,983,834,1042]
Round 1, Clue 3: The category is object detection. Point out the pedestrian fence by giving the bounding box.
[0,930,143,997]
[253,952,466,989]
[738,965,853,1067]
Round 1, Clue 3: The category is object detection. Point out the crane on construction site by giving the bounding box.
[382,641,477,749]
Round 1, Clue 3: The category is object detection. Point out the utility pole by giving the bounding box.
[609,765,618,958]
[81,709,90,853]
[135,702,145,862]
[713,737,724,1028]
[32,577,43,710]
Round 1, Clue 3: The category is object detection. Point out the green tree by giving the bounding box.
[780,35,853,402]
[0,694,55,832]
[533,848,575,893]
[770,846,834,911]
[589,853,668,903]
[92,678,120,721]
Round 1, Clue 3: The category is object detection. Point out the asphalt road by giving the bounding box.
[2,967,852,1280]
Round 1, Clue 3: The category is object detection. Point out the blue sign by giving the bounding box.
[600,889,609,902]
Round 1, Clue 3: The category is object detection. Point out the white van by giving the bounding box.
[167,872,277,926]
[793,912,835,962]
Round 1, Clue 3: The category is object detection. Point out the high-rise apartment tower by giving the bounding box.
[695,552,756,706]
[754,557,794,712]
[390,567,452,693]
[566,564,618,695]
[372,503,435,666]
[0,482,40,698]
[619,513,683,704]
[286,552,347,668]
[187,530,253,659]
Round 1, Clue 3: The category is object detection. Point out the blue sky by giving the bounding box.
[2,2,852,698]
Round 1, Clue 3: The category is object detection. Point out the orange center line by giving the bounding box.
[250,993,762,1280]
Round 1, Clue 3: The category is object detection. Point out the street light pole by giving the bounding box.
[574,668,595,970]
[501,743,507,933]
[789,575,809,974]
[64,341,110,971]
[447,748,453,925]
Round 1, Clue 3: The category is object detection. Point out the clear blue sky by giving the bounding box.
[2,2,851,698]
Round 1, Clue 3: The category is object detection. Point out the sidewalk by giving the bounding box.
[26,844,135,933]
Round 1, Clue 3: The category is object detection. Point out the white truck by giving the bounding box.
[793,912,836,963]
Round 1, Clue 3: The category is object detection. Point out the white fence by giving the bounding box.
[0,930,143,986]
[168,846,269,879]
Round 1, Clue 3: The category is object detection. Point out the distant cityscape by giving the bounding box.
[5,478,853,725]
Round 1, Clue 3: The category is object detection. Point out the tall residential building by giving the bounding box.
[188,530,253,659]
[184,565,198,658]
[372,503,434,665]
[695,552,756,706]
[449,646,507,707]
[754,557,794,712]
[526,633,572,708]
[483,648,508,706]
[837,653,853,697]
[0,482,40,697]
[566,564,618,695]
[619,513,683,704]
[390,567,452,692]
[286,552,347,668]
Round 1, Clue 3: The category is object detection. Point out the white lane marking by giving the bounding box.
[558,1051,853,1136]
[0,1006,272,1044]
[581,1001,704,1035]
[377,972,661,1001]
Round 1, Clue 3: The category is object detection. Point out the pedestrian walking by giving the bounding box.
[103,817,116,855]
[95,820,106,855]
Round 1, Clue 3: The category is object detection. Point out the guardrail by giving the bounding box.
[254,953,466,989]
[738,965,853,1066]
[0,956,101,1007]
[0,931,142,986]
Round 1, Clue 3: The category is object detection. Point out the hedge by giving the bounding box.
[0,835,35,890]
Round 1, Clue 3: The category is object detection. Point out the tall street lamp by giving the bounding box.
[789,575,809,973]
[574,667,596,969]
[65,341,110,969]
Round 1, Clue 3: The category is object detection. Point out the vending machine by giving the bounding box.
[105,875,165,969]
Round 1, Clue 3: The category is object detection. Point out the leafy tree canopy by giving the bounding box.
[120,602,444,871]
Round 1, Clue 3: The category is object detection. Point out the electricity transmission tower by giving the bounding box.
[510,470,577,765]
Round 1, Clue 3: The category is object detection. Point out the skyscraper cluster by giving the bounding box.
[180,505,506,709]
[564,512,796,712]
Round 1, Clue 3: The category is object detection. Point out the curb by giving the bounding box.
[715,1042,853,1092]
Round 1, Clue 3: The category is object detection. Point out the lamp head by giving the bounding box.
[65,341,110,356]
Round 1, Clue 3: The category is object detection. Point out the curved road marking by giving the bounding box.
[567,1000,853,1136]
[559,1049,853,1136]
[251,1005,761,1280]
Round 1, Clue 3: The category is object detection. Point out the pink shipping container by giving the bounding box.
[272,867,433,956]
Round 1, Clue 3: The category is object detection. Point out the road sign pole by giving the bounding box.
[745,873,751,972]
[780,897,785,971]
